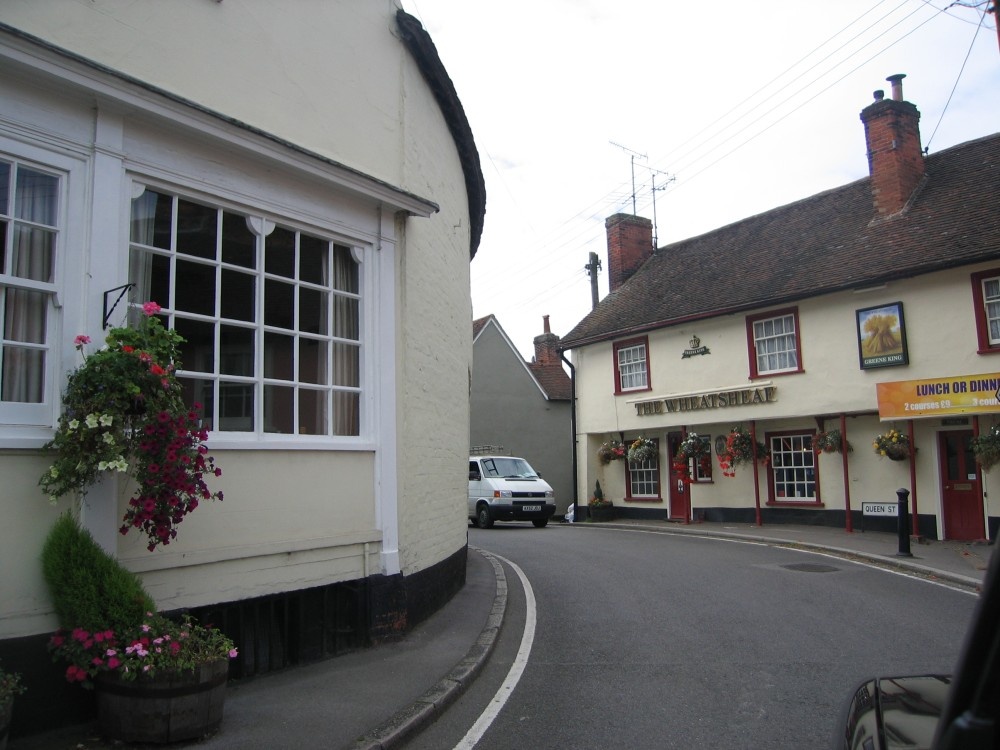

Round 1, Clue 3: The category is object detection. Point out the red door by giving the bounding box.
[939,430,984,541]
[667,432,690,522]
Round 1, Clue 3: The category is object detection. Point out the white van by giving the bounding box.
[468,455,556,528]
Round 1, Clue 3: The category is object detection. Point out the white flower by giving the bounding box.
[102,432,116,445]
[99,414,113,427]
[49,466,59,478]
[98,461,110,471]
[67,419,79,431]
[85,413,100,429]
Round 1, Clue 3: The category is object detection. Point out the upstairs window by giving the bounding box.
[747,308,802,377]
[972,269,1000,353]
[129,186,362,439]
[0,157,60,425]
[614,337,650,393]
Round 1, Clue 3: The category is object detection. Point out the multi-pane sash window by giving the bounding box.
[751,312,799,375]
[0,158,59,421]
[616,341,648,391]
[129,187,361,437]
[769,433,816,501]
[983,276,1000,345]
[628,445,659,498]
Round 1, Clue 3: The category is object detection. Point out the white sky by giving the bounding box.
[405,0,1000,360]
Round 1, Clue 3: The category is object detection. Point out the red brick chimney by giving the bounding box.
[859,74,925,218]
[606,213,653,292]
[532,315,560,365]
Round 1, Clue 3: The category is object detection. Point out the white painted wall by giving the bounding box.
[0,1,472,638]
[573,264,1000,536]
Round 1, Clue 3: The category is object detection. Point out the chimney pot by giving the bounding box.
[873,89,884,102]
[543,315,550,334]
[886,73,906,101]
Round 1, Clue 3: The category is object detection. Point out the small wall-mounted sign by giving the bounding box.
[682,334,710,359]
[862,502,898,517]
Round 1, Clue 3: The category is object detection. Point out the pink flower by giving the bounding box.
[107,656,121,670]
[142,301,161,316]
[73,334,91,349]
[228,648,239,659]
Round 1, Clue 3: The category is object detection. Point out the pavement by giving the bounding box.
[10,518,993,750]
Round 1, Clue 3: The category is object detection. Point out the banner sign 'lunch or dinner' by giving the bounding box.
[876,374,1000,420]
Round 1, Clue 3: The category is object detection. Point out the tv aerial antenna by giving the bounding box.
[609,140,647,215]
[649,168,675,248]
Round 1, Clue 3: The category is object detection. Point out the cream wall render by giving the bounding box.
[1,0,413,189]
[0,2,474,639]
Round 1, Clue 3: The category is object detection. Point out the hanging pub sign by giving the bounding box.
[876,373,1000,420]
[856,302,908,369]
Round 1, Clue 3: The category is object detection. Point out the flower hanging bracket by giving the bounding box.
[102,283,135,329]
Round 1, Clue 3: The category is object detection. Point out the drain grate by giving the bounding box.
[782,562,840,573]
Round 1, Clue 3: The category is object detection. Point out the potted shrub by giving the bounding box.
[42,514,237,744]
[38,301,222,551]
[873,428,911,461]
[588,480,614,522]
[673,432,711,484]
[971,424,1000,472]
[0,662,25,750]
[717,426,769,477]
[813,429,853,455]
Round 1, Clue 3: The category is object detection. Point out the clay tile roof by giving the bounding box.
[528,362,572,401]
[561,132,1000,349]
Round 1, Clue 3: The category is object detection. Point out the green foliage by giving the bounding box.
[49,614,237,687]
[589,480,611,507]
[0,660,25,703]
[39,304,222,550]
[971,424,1000,472]
[41,514,155,636]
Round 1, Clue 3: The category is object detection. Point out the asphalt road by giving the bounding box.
[408,523,978,749]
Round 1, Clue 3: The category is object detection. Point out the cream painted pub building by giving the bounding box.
[561,76,1000,542]
[0,2,484,737]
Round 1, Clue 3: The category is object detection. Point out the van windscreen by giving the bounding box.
[482,458,538,479]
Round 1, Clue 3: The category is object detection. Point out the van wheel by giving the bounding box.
[476,505,494,529]
[532,519,548,528]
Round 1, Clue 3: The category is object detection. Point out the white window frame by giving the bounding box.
[750,310,800,376]
[983,275,1000,346]
[615,339,649,392]
[768,432,817,502]
[127,180,372,446]
[0,139,85,443]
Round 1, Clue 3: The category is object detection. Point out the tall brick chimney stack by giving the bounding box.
[533,315,560,365]
[859,74,924,218]
[606,213,653,292]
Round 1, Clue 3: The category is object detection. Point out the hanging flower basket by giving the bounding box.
[717,426,768,477]
[971,424,1000,472]
[626,437,658,464]
[38,302,223,551]
[674,433,711,484]
[813,429,853,455]
[873,428,910,461]
[597,440,626,465]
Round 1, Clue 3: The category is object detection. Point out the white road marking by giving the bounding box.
[453,551,536,750]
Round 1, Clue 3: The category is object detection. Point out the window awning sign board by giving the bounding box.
[876,374,1000,420]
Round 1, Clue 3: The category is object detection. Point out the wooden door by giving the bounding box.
[939,430,984,541]
[667,432,690,522]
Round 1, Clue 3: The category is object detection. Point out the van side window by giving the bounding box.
[469,461,481,481]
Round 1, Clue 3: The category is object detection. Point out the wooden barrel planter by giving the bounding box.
[0,697,11,750]
[95,659,229,743]
[589,504,615,522]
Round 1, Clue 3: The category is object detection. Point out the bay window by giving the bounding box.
[0,157,59,425]
[129,186,362,438]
